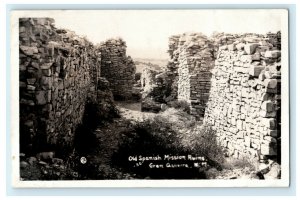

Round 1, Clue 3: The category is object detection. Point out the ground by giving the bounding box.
[20,101,279,180]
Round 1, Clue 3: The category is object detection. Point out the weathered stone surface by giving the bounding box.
[99,38,136,100]
[20,45,38,56]
[204,33,280,161]
[40,62,53,70]
[260,118,276,130]
[228,44,236,51]
[244,43,259,55]
[261,100,275,112]
[27,78,36,85]
[236,43,245,50]
[35,90,47,105]
[265,50,281,58]
[249,65,265,77]
[261,142,277,155]
[167,33,214,118]
[19,18,103,153]
[264,79,277,89]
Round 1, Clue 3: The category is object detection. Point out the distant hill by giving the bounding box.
[133,58,168,73]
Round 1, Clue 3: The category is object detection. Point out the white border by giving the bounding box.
[11,9,289,188]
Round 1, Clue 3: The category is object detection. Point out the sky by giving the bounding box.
[16,10,284,59]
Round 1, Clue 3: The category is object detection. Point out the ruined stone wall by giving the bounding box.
[164,33,215,118]
[99,38,136,100]
[204,35,281,161]
[19,18,100,153]
[140,68,168,112]
[164,35,180,102]
[175,33,215,118]
[141,68,156,89]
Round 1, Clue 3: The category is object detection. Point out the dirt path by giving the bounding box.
[115,101,157,122]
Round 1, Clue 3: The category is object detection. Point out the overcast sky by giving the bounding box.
[17,10,284,59]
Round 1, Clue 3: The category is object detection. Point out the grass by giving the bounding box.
[167,100,191,114]
[111,108,225,178]
[222,156,258,171]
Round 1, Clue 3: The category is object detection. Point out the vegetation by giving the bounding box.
[167,100,191,114]
[112,109,225,179]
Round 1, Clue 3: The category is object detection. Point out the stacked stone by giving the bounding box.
[99,38,136,100]
[140,68,167,112]
[174,33,215,118]
[19,18,101,153]
[204,34,281,161]
[141,68,159,95]
[164,35,181,101]
[267,31,281,50]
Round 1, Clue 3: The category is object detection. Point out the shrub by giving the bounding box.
[187,125,225,170]
[135,72,142,81]
[141,98,161,113]
[167,100,191,114]
[222,155,257,171]
[112,114,225,178]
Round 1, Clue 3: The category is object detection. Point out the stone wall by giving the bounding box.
[204,35,281,161]
[164,35,181,102]
[99,38,136,100]
[140,68,167,112]
[19,18,100,153]
[175,33,215,118]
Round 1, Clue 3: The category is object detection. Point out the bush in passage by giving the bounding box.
[112,109,225,178]
[167,100,191,114]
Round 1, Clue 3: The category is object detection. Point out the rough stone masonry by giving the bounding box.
[204,33,281,161]
[19,18,102,153]
[172,33,215,118]
[164,31,281,161]
[99,38,136,100]
[19,18,135,154]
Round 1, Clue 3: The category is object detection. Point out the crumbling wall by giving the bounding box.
[140,68,167,112]
[175,33,215,118]
[204,35,281,161]
[99,38,136,100]
[19,18,100,153]
[165,35,181,102]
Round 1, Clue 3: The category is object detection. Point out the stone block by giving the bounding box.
[260,93,270,101]
[237,120,243,130]
[40,76,53,90]
[260,142,277,155]
[264,136,277,143]
[244,136,251,147]
[260,118,276,130]
[36,90,47,105]
[228,44,236,51]
[40,62,53,70]
[270,130,279,137]
[260,110,277,118]
[251,52,261,61]
[236,131,244,139]
[27,78,36,85]
[234,66,248,73]
[20,45,38,56]
[42,69,52,77]
[241,88,249,98]
[236,43,245,50]
[264,50,281,58]
[27,85,36,91]
[240,55,253,63]
[244,43,260,55]
[219,45,228,50]
[261,100,275,112]
[30,61,39,69]
[264,79,277,89]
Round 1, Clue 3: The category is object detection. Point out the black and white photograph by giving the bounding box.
[11,9,289,187]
